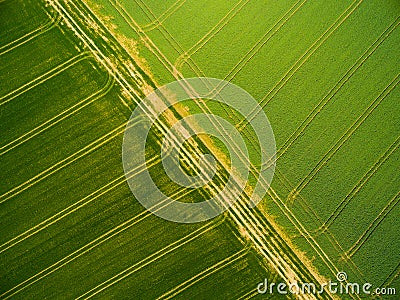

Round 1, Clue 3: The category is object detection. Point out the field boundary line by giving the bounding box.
[105,5,330,292]
[317,135,400,234]
[1,185,200,299]
[344,191,399,259]
[38,3,278,300]
[126,0,310,222]
[264,187,357,298]
[192,0,368,278]
[247,16,400,278]
[291,74,399,197]
[0,70,114,156]
[0,121,128,203]
[137,3,380,278]
[115,0,254,83]
[0,6,60,56]
[0,155,159,254]
[61,1,338,297]
[0,51,91,107]
[136,0,369,236]
[110,1,342,293]
[157,248,249,300]
[125,3,356,276]
[53,0,153,105]
[75,219,224,300]
[142,0,186,32]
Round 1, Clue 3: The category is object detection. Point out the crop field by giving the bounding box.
[0,0,293,299]
[1,0,399,299]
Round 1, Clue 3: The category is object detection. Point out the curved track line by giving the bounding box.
[65,0,396,296]
[109,0,353,291]
[129,2,385,273]
[0,70,114,156]
[0,6,61,56]
[55,1,363,297]
[131,1,368,274]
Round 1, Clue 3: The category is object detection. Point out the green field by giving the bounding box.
[1,0,399,299]
[0,0,289,299]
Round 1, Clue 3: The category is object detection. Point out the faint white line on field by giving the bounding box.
[0,72,114,156]
[225,0,388,281]
[105,0,373,294]
[210,0,306,79]
[75,219,224,300]
[0,52,90,107]
[119,0,365,279]
[157,248,248,300]
[139,0,250,80]
[381,262,400,290]
[122,0,381,279]
[253,16,400,278]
